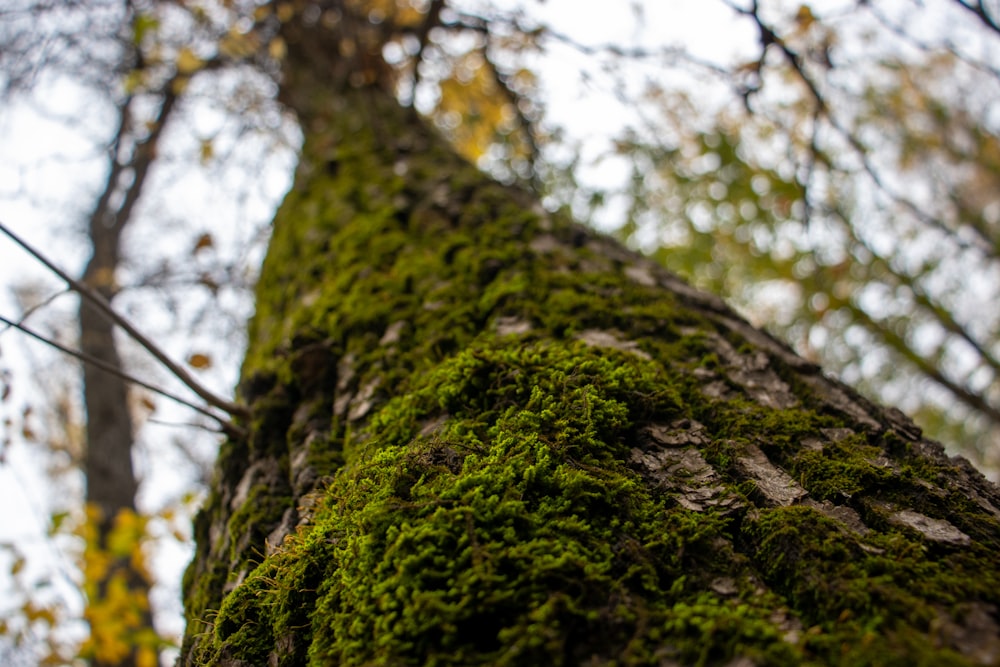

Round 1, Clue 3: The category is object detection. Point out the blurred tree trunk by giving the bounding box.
[180,5,1000,665]
[78,62,178,667]
[0,0,184,662]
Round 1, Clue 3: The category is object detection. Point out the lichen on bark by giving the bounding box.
[180,8,1000,667]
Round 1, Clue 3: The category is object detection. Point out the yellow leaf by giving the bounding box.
[24,601,56,626]
[133,13,159,46]
[107,510,146,558]
[193,232,214,253]
[276,2,295,22]
[123,69,145,94]
[269,36,287,61]
[187,353,212,369]
[219,29,259,59]
[136,646,158,667]
[88,266,116,289]
[49,511,70,536]
[795,5,815,29]
[198,139,214,164]
[175,47,203,75]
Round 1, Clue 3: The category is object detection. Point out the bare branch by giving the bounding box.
[727,0,999,260]
[950,0,1000,35]
[0,312,239,433]
[845,303,1000,426]
[0,220,250,419]
[478,43,540,187]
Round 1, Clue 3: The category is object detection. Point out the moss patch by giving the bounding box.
[197,340,805,666]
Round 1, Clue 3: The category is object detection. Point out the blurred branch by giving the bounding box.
[0,313,238,432]
[839,302,1000,426]
[726,0,828,111]
[445,9,729,77]
[867,3,1000,79]
[479,43,540,187]
[0,220,249,420]
[826,201,1000,381]
[951,0,1000,35]
[409,0,446,100]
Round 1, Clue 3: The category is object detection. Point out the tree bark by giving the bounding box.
[181,6,1000,665]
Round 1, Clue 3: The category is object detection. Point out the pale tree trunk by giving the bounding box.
[181,5,1000,665]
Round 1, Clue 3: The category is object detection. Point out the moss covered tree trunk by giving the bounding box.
[181,5,1000,665]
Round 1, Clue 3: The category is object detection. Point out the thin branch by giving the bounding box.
[827,203,1000,379]
[89,92,135,234]
[0,313,238,433]
[479,43,541,187]
[0,220,249,419]
[443,10,730,76]
[2,287,72,330]
[865,2,1000,80]
[842,303,1000,426]
[726,0,828,113]
[951,0,1000,35]
[97,79,179,237]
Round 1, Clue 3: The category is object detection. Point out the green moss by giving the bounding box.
[792,435,891,501]
[201,323,1000,664]
[199,340,810,666]
[744,505,1000,662]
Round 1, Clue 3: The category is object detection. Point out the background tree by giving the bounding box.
[0,0,290,663]
[0,2,176,661]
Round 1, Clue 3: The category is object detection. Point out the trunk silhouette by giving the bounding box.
[80,84,176,667]
[180,5,1000,665]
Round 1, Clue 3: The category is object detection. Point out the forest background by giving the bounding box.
[0,0,998,664]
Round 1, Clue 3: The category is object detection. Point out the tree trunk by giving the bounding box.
[79,82,175,667]
[180,7,1000,666]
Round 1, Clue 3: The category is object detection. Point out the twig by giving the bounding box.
[951,0,1000,35]
[725,0,998,259]
[479,43,541,187]
[840,304,1000,426]
[0,220,249,419]
[0,313,238,433]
